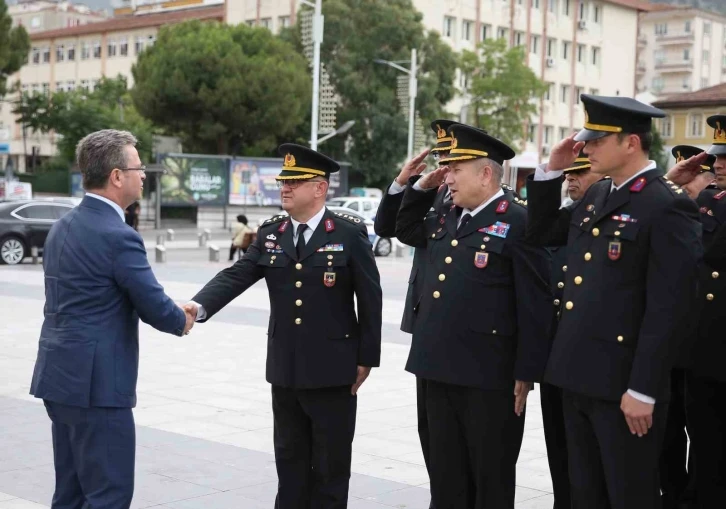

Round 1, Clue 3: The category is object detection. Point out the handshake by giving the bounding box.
[178,303,199,336]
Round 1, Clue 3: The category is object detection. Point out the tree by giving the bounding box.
[649,124,669,170]
[308,0,457,188]
[12,76,155,167]
[459,38,548,148]
[0,0,30,98]
[131,20,311,156]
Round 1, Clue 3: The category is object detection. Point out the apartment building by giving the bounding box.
[9,0,108,34]
[0,3,224,173]
[638,6,726,99]
[226,0,648,187]
[652,82,726,166]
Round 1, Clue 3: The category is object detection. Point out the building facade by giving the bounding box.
[638,6,726,99]
[9,0,108,34]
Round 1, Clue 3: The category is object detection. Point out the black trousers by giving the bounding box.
[660,369,695,509]
[44,401,135,509]
[272,385,356,509]
[416,377,435,509]
[562,390,668,509]
[426,380,525,509]
[540,382,571,509]
[685,372,726,508]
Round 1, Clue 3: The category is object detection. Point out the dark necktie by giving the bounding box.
[296,223,308,258]
[457,213,471,236]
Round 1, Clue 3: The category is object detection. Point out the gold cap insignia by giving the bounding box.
[283,153,296,167]
[436,124,447,140]
[584,109,589,123]
[450,134,458,149]
[714,121,726,142]
[676,151,684,163]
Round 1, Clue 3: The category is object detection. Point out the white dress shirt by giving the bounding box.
[86,193,125,222]
[458,189,505,227]
[533,160,659,404]
[190,206,328,322]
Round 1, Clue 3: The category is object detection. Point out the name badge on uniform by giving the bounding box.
[608,241,622,261]
[324,272,336,287]
[474,251,489,268]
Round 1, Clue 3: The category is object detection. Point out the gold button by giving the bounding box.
[713,271,720,279]
[617,335,624,342]
[492,330,497,334]
[445,256,452,264]
[328,262,333,266]
[271,255,277,260]
[707,293,714,301]
[592,228,600,237]
[295,299,302,306]
[295,318,302,325]
[431,234,436,238]
[584,253,592,261]
[270,260,275,264]
[345,334,349,338]
[562,265,568,272]
[439,274,446,282]
[574,276,583,285]
[327,255,333,260]
[554,299,561,306]
[451,239,458,247]
[433,291,441,299]
[481,244,486,250]
[295,263,302,270]
[583,217,590,223]
[295,281,302,288]
[557,282,564,289]
[614,231,621,237]
[565,301,574,310]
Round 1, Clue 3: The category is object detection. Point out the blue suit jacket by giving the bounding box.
[30,196,186,408]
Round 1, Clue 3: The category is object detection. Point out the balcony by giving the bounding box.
[659,86,692,96]
[655,32,695,45]
[655,59,693,73]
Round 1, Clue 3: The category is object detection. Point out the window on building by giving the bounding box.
[531,35,540,55]
[561,85,570,103]
[533,0,540,8]
[689,113,704,137]
[497,27,508,41]
[559,127,570,140]
[655,23,668,35]
[592,46,600,66]
[578,1,587,20]
[515,31,525,47]
[684,20,691,33]
[93,41,101,59]
[544,125,553,144]
[21,84,28,93]
[562,41,571,60]
[91,79,99,91]
[81,42,90,60]
[279,16,290,29]
[135,37,145,55]
[577,44,585,63]
[528,124,537,143]
[42,83,49,94]
[564,0,571,16]
[683,76,690,90]
[31,47,40,64]
[547,38,556,57]
[723,54,726,67]
[703,50,709,63]
[462,20,473,41]
[549,0,558,14]
[147,34,156,46]
[590,88,599,95]
[443,16,455,38]
[701,77,708,89]
[42,47,50,63]
[246,20,255,26]
[704,22,711,35]
[80,79,89,91]
[67,44,75,61]
[684,48,690,61]
[593,5,601,23]
[31,16,40,28]
[654,49,665,65]
[119,37,128,57]
[55,81,63,92]
[107,39,117,58]
[658,116,673,138]
[481,24,491,40]
[543,82,554,101]
[652,76,664,92]
[259,18,272,30]
[575,86,584,104]
[459,72,469,89]
[56,45,64,63]
[66,80,75,91]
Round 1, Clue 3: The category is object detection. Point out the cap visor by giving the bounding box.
[706,145,726,156]
[438,154,480,163]
[574,129,610,142]
[562,163,592,173]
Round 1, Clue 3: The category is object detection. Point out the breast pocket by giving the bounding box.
[601,222,640,264]
[312,253,347,269]
[459,235,511,285]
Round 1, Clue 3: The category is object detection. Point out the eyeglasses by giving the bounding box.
[275,179,323,190]
[118,165,147,172]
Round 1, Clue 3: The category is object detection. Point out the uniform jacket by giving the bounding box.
[192,208,383,389]
[395,183,553,389]
[30,196,186,408]
[526,170,702,402]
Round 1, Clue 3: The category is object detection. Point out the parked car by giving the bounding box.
[326,196,380,221]
[0,200,75,265]
[326,206,391,257]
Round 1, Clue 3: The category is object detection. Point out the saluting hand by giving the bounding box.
[665,151,709,186]
[620,392,654,437]
[417,166,450,191]
[395,148,430,186]
[546,132,585,173]
[514,380,531,416]
[351,366,372,395]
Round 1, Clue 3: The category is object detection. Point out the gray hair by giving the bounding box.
[476,157,504,184]
[76,129,137,190]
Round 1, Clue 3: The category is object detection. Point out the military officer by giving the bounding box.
[666,115,726,506]
[185,144,383,509]
[395,124,553,508]
[526,94,702,509]
[670,145,716,200]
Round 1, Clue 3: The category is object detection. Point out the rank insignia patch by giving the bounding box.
[474,251,489,269]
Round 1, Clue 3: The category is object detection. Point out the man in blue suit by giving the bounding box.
[29,129,194,509]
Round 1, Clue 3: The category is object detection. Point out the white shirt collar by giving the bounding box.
[86,193,125,222]
[462,188,506,219]
[611,161,657,192]
[290,206,327,237]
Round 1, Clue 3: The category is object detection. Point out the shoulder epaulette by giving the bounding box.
[261,214,288,226]
[660,176,685,196]
[333,212,362,224]
[513,196,528,207]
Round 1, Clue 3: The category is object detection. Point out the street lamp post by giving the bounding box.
[312,120,356,146]
[374,48,418,161]
[301,0,324,151]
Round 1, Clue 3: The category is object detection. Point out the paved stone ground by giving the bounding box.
[0,248,556,509]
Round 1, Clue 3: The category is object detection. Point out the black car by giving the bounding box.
[0,200,75,265]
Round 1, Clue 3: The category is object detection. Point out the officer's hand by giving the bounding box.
[417,166,450,190]
[180,304,196,336]
[351,366,372,395]
[665,152,708,186]
[395,148,430,186]
[514,380,531,416]
[546,132,585,172]
[620,392,654,437]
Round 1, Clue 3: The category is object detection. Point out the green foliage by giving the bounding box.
[131,20,311,156]
[12,76,155,165]
[649,125,669,170]
[312,0,457,188]
[18,168,70,193]
[0,0,30,97]
[459,38,548,148]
